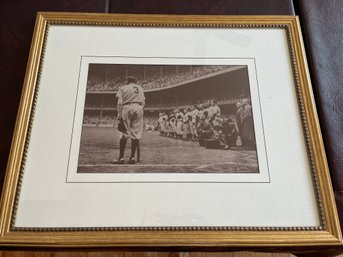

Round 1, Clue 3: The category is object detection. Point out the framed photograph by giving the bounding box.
[0,12,341,248]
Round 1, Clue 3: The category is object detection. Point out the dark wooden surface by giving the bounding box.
[0,252,295,257]
[108,0,294,14]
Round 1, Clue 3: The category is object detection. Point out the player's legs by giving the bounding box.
[124,104,143,164]
[114,107,130,164]
[226,133,237,147]
[218,132,230,150]
[119,136,128,159]
[128,139,139,164]
[122,106,132,138]
[176,120,182,138]
[113,135,127,164]
[128,105,144,140]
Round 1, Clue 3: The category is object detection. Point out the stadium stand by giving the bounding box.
[82,64,253,146]
[83,114,114,126]
[87,65,229,92]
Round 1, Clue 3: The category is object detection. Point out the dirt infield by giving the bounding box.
[77,127,259,173]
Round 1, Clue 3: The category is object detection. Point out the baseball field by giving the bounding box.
[77,127,259,174]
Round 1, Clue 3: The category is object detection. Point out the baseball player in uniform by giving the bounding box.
[113,76,145,164]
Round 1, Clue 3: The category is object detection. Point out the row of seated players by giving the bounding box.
[87,65,227,91]
[158,101,238,150]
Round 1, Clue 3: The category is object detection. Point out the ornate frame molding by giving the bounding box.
[0,13,341,248]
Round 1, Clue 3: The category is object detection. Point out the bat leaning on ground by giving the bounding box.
[136,141,140,162]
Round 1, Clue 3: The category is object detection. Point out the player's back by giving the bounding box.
[119,83,145,104]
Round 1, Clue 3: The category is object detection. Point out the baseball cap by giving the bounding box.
[127,76,136,83]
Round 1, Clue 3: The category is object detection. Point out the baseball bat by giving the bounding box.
[136,141,140,162]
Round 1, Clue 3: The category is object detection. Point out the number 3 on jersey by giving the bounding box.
[133,86,139,93]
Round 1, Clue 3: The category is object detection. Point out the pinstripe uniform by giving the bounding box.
[116,83,145,140]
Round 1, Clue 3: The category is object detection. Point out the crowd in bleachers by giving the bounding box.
[158,99,255,149]
[83,114,159,129]
[83,115,114,126]
[87,65,228,92]
[87,77,125,92]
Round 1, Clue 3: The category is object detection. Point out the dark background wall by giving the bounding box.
[0,0,342,255]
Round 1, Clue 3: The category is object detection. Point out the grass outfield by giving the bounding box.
[77,127,259,173]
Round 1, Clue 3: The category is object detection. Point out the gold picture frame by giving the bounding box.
[0,12,341,248]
